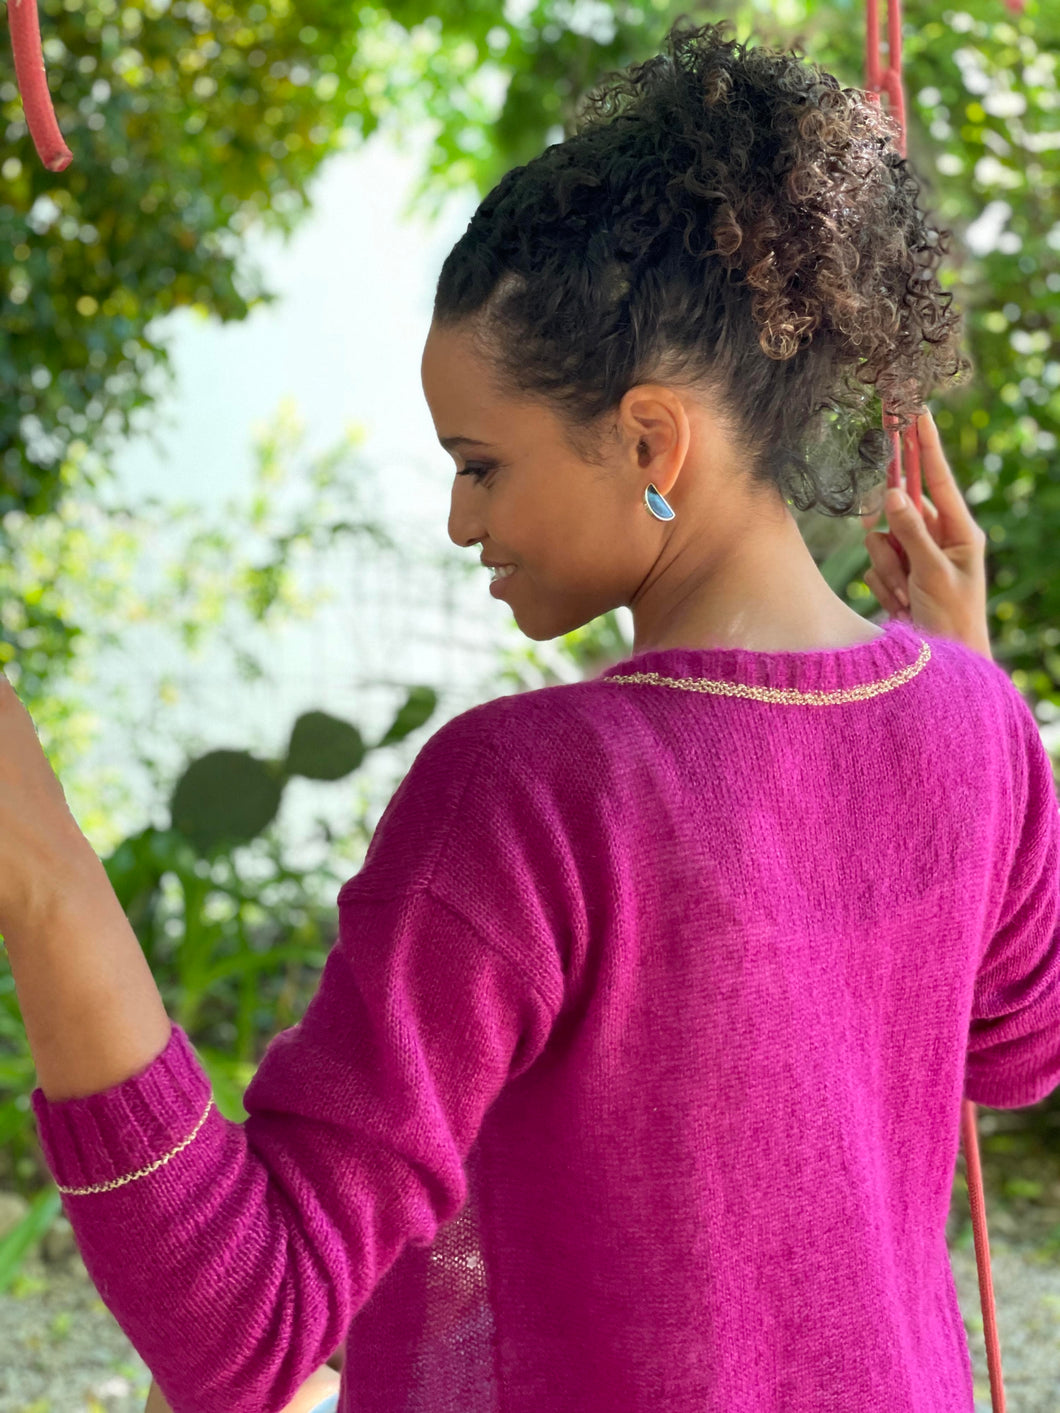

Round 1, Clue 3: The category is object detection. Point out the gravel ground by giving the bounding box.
[1,1187,1057,1412]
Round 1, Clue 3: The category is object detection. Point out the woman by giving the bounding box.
[146,405,997,1413]
[15,19,1050,1413]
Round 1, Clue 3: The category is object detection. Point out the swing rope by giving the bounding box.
[6,0,72,172]
[867,2,1010,1407]
[5,3,1023,1408]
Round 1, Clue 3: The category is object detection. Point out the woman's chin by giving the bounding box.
[512,604,600,644]
[492,578,609,643]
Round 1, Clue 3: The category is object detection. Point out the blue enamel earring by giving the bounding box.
[644,483,675,521]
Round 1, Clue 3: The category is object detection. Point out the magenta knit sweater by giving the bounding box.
[30,618,1060,1412]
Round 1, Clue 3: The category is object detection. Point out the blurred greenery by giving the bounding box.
[1,0,1058,701]
[1,0,1059,1280]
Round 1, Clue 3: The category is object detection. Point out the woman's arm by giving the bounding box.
[5,849,174,1103]
[146,1363,340,1413]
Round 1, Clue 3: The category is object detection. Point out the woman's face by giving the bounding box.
[420,319,696,644]
[420,317,844,655]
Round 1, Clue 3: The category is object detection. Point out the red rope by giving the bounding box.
[961,1097,1007,1411]
[865,0,925,565]
[866,0,1023,569]
[867,12,1011,1408]
[6,0,72,171]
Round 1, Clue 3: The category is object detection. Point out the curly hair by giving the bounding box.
[431,16,972,518]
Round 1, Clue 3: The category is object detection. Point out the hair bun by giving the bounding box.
[433,17,972,518]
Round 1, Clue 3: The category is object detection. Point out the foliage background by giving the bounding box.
[1,0,1059,1284]
[2,0,1059,704]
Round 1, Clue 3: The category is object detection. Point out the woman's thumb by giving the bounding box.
[885,488,909,518]
[885,488,928,542]
[882,487,924,575]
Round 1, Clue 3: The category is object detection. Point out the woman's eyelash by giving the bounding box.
[457,463,496,480]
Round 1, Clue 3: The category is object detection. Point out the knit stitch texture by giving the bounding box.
[30,618,1060,1412]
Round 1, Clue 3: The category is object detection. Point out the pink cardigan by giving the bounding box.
[31,619,1060,1412]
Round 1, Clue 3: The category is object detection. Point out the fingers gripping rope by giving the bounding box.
[7,0,73,172]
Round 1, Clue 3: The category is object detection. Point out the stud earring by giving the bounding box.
[644,483,675,521]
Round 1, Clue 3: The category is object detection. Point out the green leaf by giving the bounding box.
[286,712,367,781]
[0,1186,63,1296]
[375,686,439,748]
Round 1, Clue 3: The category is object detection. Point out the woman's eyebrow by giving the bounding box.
[439,435,493,451]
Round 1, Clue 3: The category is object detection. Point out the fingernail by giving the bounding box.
[896,587,910,608]
[885,488,906,514]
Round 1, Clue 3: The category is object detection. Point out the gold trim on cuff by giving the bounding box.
[55,1095,215,1196]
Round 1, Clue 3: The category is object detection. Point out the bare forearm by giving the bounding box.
[1,849,172,1103]
[147,1365,340,1413]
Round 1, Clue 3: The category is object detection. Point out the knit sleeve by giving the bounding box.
[29,702,567,1413]
[963,686,1060,1109]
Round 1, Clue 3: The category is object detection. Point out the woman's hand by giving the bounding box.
[860,410,993,661]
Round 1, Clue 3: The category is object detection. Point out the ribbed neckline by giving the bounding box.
[595,618,930,701]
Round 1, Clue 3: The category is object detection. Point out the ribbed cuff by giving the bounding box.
[29,1023,214,1196]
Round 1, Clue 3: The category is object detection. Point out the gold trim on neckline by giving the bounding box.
[603,637,931,705]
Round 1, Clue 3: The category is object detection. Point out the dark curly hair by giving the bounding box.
[432,16,972,518]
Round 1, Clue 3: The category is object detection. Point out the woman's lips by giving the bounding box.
[489,566,518,597]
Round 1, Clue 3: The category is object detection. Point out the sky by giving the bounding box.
[111,133,457,524]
